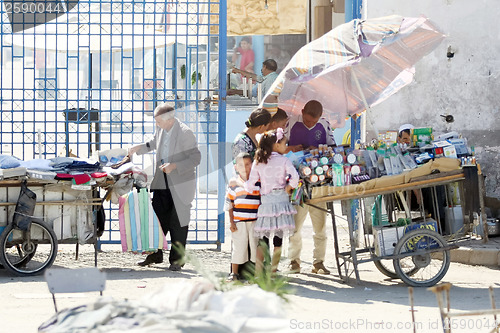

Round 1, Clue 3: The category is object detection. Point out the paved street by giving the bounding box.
[1,213,499,333]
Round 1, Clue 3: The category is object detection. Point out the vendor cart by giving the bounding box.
[0,178,102,276]
[305,163,487,287]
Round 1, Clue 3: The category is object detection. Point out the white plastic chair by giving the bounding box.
[44,267,106,312]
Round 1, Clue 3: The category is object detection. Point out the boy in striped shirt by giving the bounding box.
[225,152,260,281]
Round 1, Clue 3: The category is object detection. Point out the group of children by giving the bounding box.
[225,99,334,281]
[225,127,299,281]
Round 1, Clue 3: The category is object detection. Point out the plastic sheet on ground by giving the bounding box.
[38,280,291,333]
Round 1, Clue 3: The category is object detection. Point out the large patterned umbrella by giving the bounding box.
[260,15,445,129]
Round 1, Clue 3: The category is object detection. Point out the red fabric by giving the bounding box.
[56,173,91,185]
[238,48,255,72]
[91,172,107,178]
[73,174,91,185]
[56,173,73,179]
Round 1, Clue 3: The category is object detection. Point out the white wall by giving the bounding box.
[362,0,500,198]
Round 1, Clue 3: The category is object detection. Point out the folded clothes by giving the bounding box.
[65,160,101,172]
[0,155,21,169]
[49,156,76,169]
[21,159,54,171]
[56,173,92,185]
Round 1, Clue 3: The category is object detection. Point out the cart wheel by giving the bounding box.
[0,220,57,276]
[374,259,420,279]
[0,226,36,269]
[393,229,450,287]
[0,244,37,269]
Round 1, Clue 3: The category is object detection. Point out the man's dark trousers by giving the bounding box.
[152,188,189,265]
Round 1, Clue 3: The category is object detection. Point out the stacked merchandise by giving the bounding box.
[291,128,476,189]
[292,144,371,188]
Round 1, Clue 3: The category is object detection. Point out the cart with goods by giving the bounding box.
[291,142,486,288]
[0,177,103,276]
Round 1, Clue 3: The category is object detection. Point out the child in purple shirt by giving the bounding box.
[285,100,336,150]
[285,100,334,275]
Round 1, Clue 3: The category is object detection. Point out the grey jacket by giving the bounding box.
[135,119,201,206]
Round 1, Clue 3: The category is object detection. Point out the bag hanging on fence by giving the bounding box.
[13,181,37,231]
[118,188,167,253]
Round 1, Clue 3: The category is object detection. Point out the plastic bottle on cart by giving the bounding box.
[326,166,333,179]
[299,164,312,177]
[344,165,352,185]
[310,158,319,168]
[333,164,344,187]
[327,147,334,158]
[309,174,319,183]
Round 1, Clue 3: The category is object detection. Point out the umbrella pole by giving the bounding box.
[351,71,378,144]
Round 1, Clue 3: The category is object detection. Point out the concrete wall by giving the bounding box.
[362,0,500,198]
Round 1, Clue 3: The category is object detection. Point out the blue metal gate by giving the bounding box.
[0,0,227,246]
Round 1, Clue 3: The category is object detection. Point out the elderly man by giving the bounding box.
[228,59,279,98]
[128,103,201,271]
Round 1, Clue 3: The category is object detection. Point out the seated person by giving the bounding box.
[228,59,279,98]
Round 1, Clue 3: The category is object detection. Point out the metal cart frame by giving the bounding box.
[0,178,102,276]
[305,166,487,287]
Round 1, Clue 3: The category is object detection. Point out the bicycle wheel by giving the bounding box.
[0,221,57,276]
[373,258,420,279]
[393,229,450,287]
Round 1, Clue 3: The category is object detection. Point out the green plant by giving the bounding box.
[180,64,186,79]
[191,71,202,85]
[179,65,202,85]
[173,243,293,301]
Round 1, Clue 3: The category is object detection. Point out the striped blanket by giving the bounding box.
[118,188,168,253]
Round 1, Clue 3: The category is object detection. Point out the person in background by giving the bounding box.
[268,108,288,131]
[397,123,414,145]
[232,108,272,160]
[285,100,335,274]
[245,128,299,275]
[232,37,255,73]
[128,103,201,271]
[269,108,305,153]
[225,153,260,281]
[397,123,447,225]
[228,59,279,99]
[267,45,290,73]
